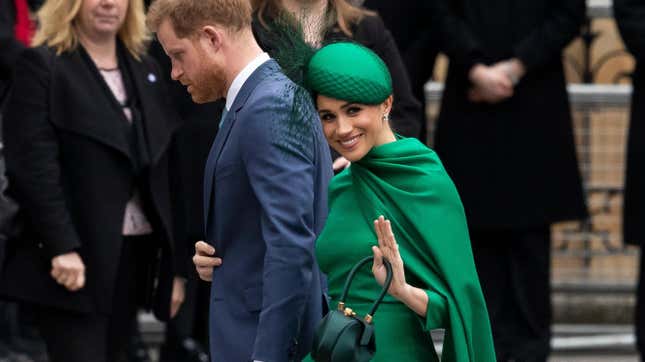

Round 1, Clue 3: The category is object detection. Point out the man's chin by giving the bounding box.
[190,92,217,104]
[190,95,208,104]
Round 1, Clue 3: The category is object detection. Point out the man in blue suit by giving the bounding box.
[147,1,332,361]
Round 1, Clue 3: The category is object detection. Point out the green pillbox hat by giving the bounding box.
[306,42,393,105]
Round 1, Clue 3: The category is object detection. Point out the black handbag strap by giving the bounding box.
[338,256,393,322]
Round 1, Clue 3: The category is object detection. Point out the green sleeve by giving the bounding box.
[421,290,448,331]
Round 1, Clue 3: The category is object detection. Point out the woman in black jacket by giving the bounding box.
[431,0,588,361]
[0,0,186,360]
[615,0,645,357]
[252,0,422,170]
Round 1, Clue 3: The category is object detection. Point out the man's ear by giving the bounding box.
[199,25,223,54]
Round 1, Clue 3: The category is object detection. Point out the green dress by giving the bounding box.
[313,137,496,362]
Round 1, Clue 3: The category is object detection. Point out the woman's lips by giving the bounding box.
[338,134,362,151]
[95,14,119,22]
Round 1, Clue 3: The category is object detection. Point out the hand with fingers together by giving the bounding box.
[467,64,514,104]
[51,251,86,292]
[371,215,429,317]
[193,241,222,282]
[371,215,407,298]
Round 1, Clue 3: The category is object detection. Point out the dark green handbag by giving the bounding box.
[310,256,393,362]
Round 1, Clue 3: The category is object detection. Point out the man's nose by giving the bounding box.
[171,66,182,81]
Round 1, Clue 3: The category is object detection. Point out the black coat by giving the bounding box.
[615,0,645,245]
[363,0,440,140]
[433,0,588,228]
[253,12,423,139]
[0,45,183,321]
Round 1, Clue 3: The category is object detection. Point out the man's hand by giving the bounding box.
[193,241,222,282]
[170,277,186,318]
[468,64,514,103]
[51,251,85,292]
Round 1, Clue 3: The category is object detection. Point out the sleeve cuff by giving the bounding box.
[513,45,537,74]
[46,241,80,259]
[44,229,82,259]
[422,290,448,331]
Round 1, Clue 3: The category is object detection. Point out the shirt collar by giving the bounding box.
[225,52,271,111]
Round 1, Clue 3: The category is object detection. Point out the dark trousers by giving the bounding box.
[470,226,552,362]
[160,270,210,362]
[35,235,148,362]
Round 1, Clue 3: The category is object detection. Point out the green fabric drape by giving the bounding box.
[315,137,496,361]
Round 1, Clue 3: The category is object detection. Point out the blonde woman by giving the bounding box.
[0,0,186,361]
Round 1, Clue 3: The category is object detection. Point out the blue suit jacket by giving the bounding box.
[203,60,332,362]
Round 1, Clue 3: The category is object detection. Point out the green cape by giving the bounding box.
[324,137,496,361]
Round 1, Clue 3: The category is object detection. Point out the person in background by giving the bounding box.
[431,0,588,360]
[148,40,216,362]
[362,0,439,143]
[0,1,48,361]
[142,2,220,360]
[252,0,422,171]
[614,0,645,359]
[0,0,186,360]
[145,14,220,362]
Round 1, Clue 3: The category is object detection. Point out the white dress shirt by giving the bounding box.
[224,52,271,112]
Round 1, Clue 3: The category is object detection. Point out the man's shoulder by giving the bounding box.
[251,66,298,100]
[237,64,321,159]
[246,67,312,113]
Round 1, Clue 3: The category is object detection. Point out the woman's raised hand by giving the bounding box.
[371,215,407,298]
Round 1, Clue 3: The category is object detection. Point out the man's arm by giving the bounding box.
[241,85,318,362]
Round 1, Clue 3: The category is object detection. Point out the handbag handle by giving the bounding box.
[337,256,393,324]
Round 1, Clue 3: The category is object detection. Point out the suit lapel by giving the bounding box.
[203,109,235,229]
[203,60,280,231]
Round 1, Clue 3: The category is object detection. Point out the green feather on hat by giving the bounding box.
[259,15,393,105]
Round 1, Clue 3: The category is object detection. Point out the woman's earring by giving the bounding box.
[382,113,390,122]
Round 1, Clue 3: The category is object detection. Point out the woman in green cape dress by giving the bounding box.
[305,42,496,361]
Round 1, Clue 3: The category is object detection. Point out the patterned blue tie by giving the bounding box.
[219,108,229,129]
